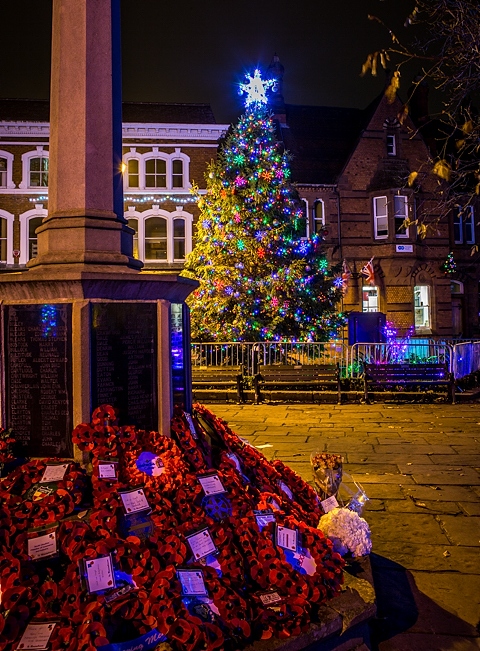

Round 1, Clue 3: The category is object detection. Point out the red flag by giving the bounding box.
[361,257,375,286]
[341,259,351,295]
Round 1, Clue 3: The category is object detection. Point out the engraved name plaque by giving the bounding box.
[4,304,73,457]
[91,303,158,430]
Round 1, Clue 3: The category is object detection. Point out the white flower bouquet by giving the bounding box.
[318,507,372,557]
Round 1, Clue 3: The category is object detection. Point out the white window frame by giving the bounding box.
[414,285,431,331]
[123,147,190,191]
[0,150,15,189]
[312,199,325,235]
[373,196,388,239]
[454,205,475,245]
[386,134,396,156]
[19,146,49,189]
[0,209,15,264]
[125,205,193,263]
[362,286,379,312]
[299,198,308,238]
[19,205,48,265]
[394,195,409,238]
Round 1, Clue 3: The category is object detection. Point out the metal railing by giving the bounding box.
[451,342,480,379]
[191,338,480,380]
[347,341,452,378]
[191,341,348,376]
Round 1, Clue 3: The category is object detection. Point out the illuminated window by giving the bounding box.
[414,285,431,330]
[172,159,184,188]
[373,196,388,239]
[145,217,167,260]
[127,218,139,259]
[386,134,396,156]
[30,157,49,187]
[394,195,409,237]
[313,199,325,234]
[173,218,186,260]
[28,217,44,260]
[362,286,379,312]
[454,205,475,244]
[127,159,139,188]
[145,158,167,189]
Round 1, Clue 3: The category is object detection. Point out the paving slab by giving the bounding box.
[402,484,480,501]
[411,571,480,628]
[428,455,480,466]
[350,473,415,485]
[367,512,450,545]
[398,465,480,485]
[385,499,462,515]
[438,514,480,546]
[377,632,480,650]
[374,444,456,454]
[371,543,479,573]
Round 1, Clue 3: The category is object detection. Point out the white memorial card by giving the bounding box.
[85,555,115,593]
[259,592,282,606]
[39,464,68,484]
[277,480,294,501]
[120,488,150,514]
[186,528,217,561]
[183,412,198,439]
[226,453,241,472]
[27,531,57,561]
[177,569,208,596]
[17,622,56,650]
[98,462,117,480]
[276,525,298,552]
[321,495,339,513]
[198,474,226,496]
[255,511,276,531]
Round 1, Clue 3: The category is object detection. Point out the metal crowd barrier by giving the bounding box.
[191,339,480,380]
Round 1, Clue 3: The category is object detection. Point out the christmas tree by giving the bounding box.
[183,69,345,342]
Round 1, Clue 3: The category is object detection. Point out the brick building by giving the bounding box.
[267,56,479,338]
[0,99,228,272]
[1,74,478,338]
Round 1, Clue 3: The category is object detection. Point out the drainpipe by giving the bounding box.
[333,186,342,261]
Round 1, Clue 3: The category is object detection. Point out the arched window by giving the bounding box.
[0,210,14,264]
[0,151,15,189]
[19,206,48,265]
[145,216,168,260]
[29,157,49,187]
[127,159,139,188]
[127,218,139,259]
[313,199,325,234]
[145,158,167,188]
[28,217,43,259]
[173,218,186,260]
[19,147,49,189]
[414,285,431,331]
[172,159,184,188]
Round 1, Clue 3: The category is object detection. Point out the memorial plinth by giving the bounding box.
[0,270,196,458]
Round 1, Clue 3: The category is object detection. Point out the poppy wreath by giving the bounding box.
[271,459,323,527]
[0,428,16,468]
[0,460,87,535]
[170,411,207,472]
[120,428,190,500]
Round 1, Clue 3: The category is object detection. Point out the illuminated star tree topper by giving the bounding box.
[238,69,276,106]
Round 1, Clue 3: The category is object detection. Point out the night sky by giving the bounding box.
[1,0,417,124]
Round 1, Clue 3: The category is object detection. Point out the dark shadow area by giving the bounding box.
[370,553,479,651]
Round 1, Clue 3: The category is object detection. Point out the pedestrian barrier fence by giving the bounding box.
[191,339,480,380]
[451,341,480,379]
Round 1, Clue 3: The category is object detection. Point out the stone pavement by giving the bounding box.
[205,402,480,651]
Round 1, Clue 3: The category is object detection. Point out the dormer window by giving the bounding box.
[386,134,396,156]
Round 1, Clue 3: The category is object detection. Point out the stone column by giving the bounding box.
[28,0,141,272]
